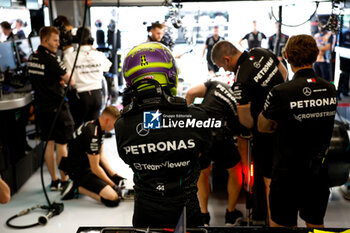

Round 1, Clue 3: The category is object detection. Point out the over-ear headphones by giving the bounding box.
[169,3,182,29]
[74,27,94,45]
[171,18,182,29]
[53,16,73,48]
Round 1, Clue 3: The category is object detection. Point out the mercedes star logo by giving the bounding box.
[253,62,261,69]
[303,87,312,96]
[136,123,150,136]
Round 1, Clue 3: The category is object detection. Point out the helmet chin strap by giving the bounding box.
[126,79,163,96]
[122,79,186,115]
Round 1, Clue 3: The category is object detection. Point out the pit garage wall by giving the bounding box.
[49,0,91,28]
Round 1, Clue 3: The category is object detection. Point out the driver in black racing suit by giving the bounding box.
[115,42,213,228]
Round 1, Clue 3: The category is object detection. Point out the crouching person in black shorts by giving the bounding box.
[59,106,125,207]
[258,34,337,227]
[186,80,245,226]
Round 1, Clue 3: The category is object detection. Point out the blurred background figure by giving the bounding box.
[338,20,350,97]
[160,21,175,51]
[239,20,266,50]
[0,21,18,41]
[15,19,26,39]
[202,25,225,75]
[95,19,106,49]
[268,21,289,68]
[147,21,165,42]
[313,19,333,82]
[53,15,74,53]
[107,19,116,48]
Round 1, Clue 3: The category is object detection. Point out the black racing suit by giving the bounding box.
[115,97,212,228]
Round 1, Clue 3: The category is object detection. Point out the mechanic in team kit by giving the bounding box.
[258,34,337,228]
[59,106,125,206]
[115,42,213,228]
[211,40,287,225]
[63,27,112,128]
[27,26,75,191]
[186,80,246,226]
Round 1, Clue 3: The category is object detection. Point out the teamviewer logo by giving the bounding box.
[143,110,161,129]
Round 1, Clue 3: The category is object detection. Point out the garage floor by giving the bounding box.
[1,48,350,232]
[1,131,350,233]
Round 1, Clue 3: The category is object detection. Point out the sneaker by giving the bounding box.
[201,212,210,226]
[225,209,243,226]
[61,180,76,200]
[50,179,61,191]
[60,180,72,194]
[340,184,350,200]
[112,174,126,189]
[113,185,124,199]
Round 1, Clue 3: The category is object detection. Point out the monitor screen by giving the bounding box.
[29,36,40,52]
[14,39,32,65]
[0,0,11,7]
[0,42,17,71]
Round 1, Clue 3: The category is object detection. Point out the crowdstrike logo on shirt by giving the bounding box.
[143,110,222,129]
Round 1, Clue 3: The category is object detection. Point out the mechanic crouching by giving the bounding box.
[115,42,213,228]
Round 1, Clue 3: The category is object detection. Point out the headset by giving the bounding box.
[122,79,186,116]
[73,27,94,45]
[169,3,182,29]
[53,16,73,48]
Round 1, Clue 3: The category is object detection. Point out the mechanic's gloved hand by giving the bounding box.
[112,184,123,199]
[111,174,126,188]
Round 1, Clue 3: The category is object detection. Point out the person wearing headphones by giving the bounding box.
[115,42,212,227]
[27,26,75,191]
[147,22,165,43]
[63,27,112,128]
[53,15,74,55]
[258,34,337,228]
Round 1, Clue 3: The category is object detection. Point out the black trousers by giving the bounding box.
[70,89,102,129]
[132,192,202,228]
[338,71,350,95]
